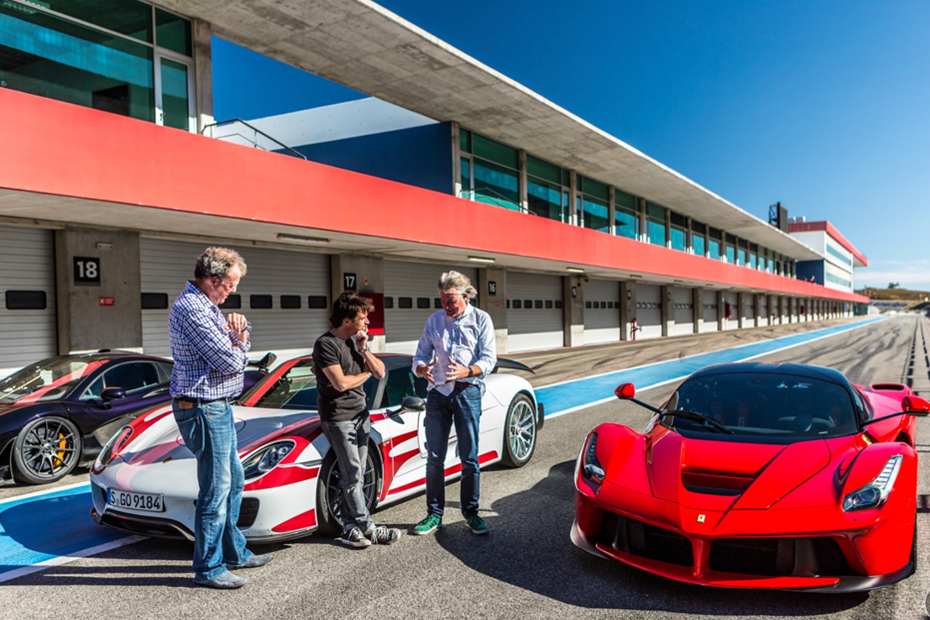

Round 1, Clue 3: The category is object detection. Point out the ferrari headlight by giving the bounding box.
[95,425,133,469]
[843,455,903,512]
[242,440,295,479]
[581,432,605,486]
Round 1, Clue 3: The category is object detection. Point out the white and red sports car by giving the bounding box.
[89,354,542,542]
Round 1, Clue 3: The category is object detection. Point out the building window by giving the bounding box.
[692,221,706,256]
[0,0,194,130]
[577,175,609,232]
[526,155,569,222]
[613,189,639,240]
[459,130,521,211]
[826,243,853,266]
[669,212,687,252]
[646,203,667,247]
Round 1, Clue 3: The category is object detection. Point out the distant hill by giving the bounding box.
[857,287,930,308]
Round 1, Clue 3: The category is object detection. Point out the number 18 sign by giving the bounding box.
[74,257,101,285]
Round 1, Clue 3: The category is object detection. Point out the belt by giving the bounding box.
[173,396,234,405]
[451,381,474,393]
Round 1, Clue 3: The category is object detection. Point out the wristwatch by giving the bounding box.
[467,366,474,378]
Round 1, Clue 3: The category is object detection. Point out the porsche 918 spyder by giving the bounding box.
[571,362,928,592]
[90,354,542,542]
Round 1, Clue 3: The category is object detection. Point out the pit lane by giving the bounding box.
[1,315,927,620]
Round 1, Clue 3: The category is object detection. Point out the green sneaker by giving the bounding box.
[413,514,442,536]
[465,515,489,535]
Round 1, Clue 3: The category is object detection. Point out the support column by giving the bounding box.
[717,291,727,331]
[753,293,762,328]
[620,281,636,340]
[55,228,142,354]
[478,267,508,354]
[518,149,528,213]
[661,285,672,337]
[193,19,214,133]
[330,254,386,352]
[738,292,749,329]
[563,275,585,347]
[569,171,579,227]
[693,288,703,334]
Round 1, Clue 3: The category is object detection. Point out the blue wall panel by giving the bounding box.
[294,123,453,195]
[796,260,824,285]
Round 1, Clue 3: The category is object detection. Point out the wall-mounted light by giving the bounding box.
[566,267,585,273]
[468,256,495,263]
[277,233,330,243]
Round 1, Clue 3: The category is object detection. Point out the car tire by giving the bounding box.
[501,393,537,468]
[12,416,82,485]
[315,447,379,536]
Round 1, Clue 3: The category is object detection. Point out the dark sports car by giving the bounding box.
[0,351,176,484]
[572,362,928,592]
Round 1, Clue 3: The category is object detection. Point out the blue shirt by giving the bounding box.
[169,280,250,399]
[412,303,497,396]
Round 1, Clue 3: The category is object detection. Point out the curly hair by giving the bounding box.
[437,270,477,300]
[194,247,248,280]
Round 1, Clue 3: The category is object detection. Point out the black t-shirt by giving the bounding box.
[313,331,368,422]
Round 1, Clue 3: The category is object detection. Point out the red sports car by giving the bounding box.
[571,362,928,592]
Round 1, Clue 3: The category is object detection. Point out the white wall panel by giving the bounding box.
[507,272,563,352]
[583,279,620,345]
[701,299,718,333]
[725,292,739,330]
[636,284,662,340]
[0,226,57,378]
[671,287,693,336]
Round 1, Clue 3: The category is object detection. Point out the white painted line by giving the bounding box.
[0,535,146,584]
[0,481,90,505]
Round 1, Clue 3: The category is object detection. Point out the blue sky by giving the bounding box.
[212,0,929,291]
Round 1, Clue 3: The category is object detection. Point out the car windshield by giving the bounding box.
[664,372,858,442]
[247,359,380,410]
[0,358,104,405]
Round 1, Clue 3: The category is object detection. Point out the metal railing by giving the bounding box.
[458,187,524,213]
[201,119,307,160]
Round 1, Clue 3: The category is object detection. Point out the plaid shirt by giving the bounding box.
[169,280,250,399]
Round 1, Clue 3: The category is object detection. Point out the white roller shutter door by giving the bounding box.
[701,298,719,333]
[384,261,478,354]
[507,272,563,352]
[636,284,662,340]
[759,296,769,326]
[0,226,57,378]
[140,239,329,362]
[744,294,756,322]
[583,279,620,345]
[671,288,693,336]
[725,292,739,330]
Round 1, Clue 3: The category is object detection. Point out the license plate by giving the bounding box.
[107,488,164,513]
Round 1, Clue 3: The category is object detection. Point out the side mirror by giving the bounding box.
[903,396,930,416]
[101,387,126,401]
[401,396,426,412]
[614,383,635,400]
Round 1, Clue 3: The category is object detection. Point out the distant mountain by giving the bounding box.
[857,287,930,308]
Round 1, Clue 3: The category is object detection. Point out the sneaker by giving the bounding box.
[194,571,248,589]
[412,514,442,536]
[340,526,372,548]
[367,525,402,545]
[228,553,272,569]
[465,515,489,535]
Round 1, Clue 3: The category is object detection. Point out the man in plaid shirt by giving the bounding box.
[169,247,271,589]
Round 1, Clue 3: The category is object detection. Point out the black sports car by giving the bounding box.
[0,351,175,484]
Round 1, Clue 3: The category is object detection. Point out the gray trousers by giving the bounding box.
[320,416,373,534]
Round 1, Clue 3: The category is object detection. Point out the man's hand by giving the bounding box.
[226,312,249,341]
[416,360,437,384]
[355,328,369,352]
[446,359,471,382]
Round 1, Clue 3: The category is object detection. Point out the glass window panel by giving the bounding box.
[578,176,609,200]
[759,254,767,271]
[649,219,666,246]
[749,253,757,269]
[155,8,191,57]
[0,3,155,122]
[39,0,153,42]
[527,177,567,222]
[614,189,635,210]
[473,134,518,168]
[460,157,471,193]
[160,56,189,130]
[526,155,561,185]
[459,128,471,153]
[647,202,666,220]
[473,158,520,210]
[614,205,638,240]
[708,238,720,259]
[693,234,705,256]
[737,248,746,266]
[670,226,686,251]
[581,195,608,232]
[726,244,736,263]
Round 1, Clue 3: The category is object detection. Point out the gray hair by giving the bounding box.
[437,270,477,300]
[194,247,247,280]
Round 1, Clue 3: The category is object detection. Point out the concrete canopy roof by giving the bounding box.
[162,0,821,261]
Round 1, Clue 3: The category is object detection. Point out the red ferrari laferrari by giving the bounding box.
[571,362,929,592]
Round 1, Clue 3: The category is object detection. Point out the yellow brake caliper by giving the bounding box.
[54,432,67,465]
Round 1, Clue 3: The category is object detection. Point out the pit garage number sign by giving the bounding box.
[74,257,101,285]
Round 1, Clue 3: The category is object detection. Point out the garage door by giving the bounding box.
[758,296,769,326]
[584,279,619,345]
[0,226,57,378]
[507,272,563,352]
[636,284,662,340]
[384,261,478,354]
[140,239,330,363]
[725,292,738,330]
[701,298,718,333]
[670,288,693,336]
[744,294,755,324]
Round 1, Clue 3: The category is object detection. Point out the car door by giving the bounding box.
[66,361,169,441]
[376,366,429,493]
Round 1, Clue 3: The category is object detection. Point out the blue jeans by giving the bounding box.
[425,384,482,519]
[173,400,252,580]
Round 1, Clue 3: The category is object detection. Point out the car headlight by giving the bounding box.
[242,441,295,479]
[95,425,133,470]
[581,432,605,486]
[843,455,903,511]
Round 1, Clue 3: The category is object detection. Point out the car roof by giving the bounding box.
[689,362,852,388]
[59,350,172,364]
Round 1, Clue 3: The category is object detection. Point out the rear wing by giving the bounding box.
[493,358,535,374]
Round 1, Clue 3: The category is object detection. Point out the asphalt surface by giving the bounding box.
[2,315,929,620]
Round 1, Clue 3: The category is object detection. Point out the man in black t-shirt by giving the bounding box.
[313,293,399,548]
